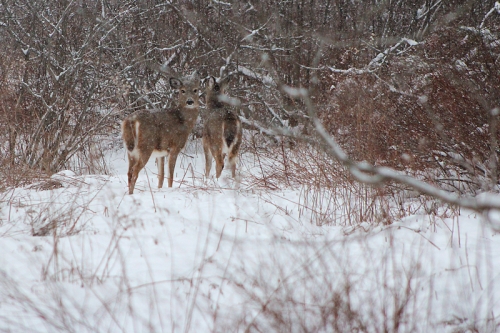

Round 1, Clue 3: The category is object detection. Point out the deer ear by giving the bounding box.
[220,76,230,87]
[208,76,217,89]
[170,78,182,89]
[190,70,200,81]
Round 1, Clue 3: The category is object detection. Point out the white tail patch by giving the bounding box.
[134,121,140,149]
[233,121,241,147]
[129,148,140,159]
[222,143,229,155]
[222,123,229,155]
[150,150,169,159]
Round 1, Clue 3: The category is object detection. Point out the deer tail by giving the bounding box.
[122,118,137,152]
[224,120,238,148]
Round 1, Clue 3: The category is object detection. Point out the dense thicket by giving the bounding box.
[1,0,499,192]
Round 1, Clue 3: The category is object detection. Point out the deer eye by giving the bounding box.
[193,89,197,93]
[214,85,219,91]
[181,89,186,93]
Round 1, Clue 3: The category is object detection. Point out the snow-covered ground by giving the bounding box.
[1,140,499,332]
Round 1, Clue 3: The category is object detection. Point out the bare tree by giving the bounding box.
[1,0,499,213]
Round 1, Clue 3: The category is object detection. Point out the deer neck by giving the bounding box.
[180,105,199,126]
[208,99,225,109]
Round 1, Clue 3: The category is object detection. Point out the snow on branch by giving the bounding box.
[240,16,272,42]
[239,116,277,137]
[460,25,500,52]
[368,38,419,69]
[480,1,500,29]
[329,38,420,75]
[236,65,277,87]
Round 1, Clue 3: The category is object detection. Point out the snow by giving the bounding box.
[282,85,308,98]
[416,4,427,20]
[1,140,500,332]
[236,65,276,88]
[402,38,419,46]
[50,170,78,187]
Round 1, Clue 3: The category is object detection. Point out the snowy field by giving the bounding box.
[1,140,499,333]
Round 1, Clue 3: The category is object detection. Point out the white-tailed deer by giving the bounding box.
[203,76,242,179]
[122,70,201,194]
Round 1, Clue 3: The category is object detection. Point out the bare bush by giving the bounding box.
[1,0,498,200]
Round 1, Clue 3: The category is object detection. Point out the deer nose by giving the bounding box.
[186,100,194,105]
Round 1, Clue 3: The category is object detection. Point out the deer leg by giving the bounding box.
[157,157,165,188]
[129,164,140,194]
[127,154,136,194]
[167,148,180,187]
[214,147,225,179]
[129,155,149,195]
[227,150,238,178]
[203,137,213,178]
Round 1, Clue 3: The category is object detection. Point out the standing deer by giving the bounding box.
[203,76,242,180]
[122,70,201,194]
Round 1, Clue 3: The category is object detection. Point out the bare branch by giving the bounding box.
[280,85,500,212]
